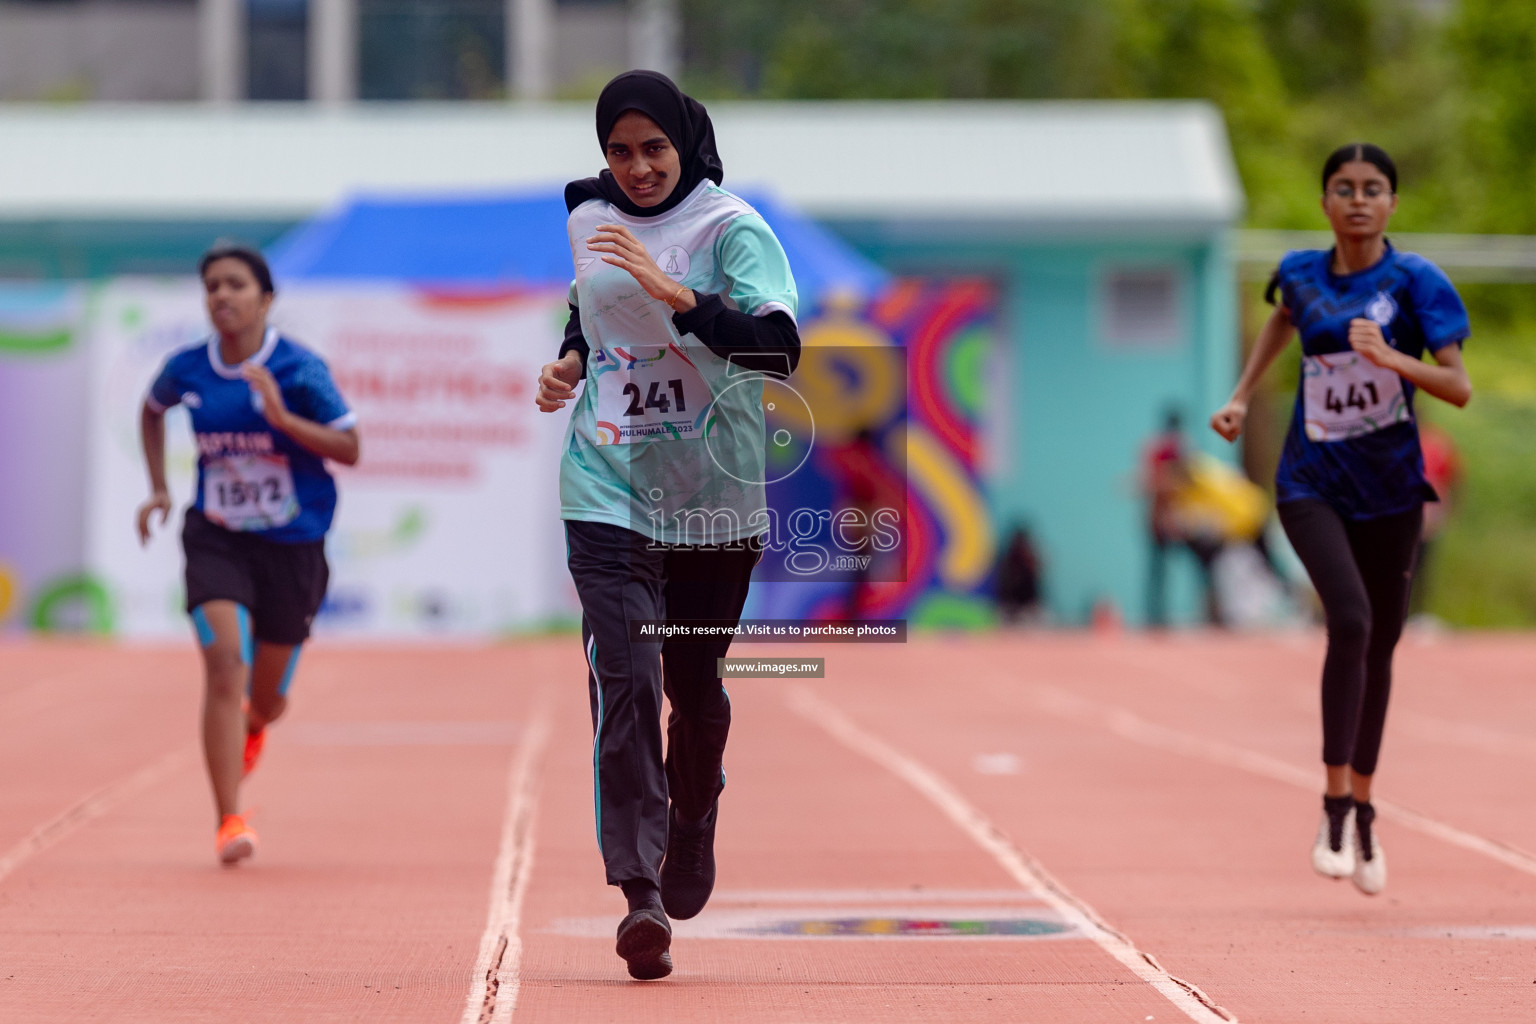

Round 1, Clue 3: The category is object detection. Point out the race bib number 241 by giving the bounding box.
[592,345,710,446]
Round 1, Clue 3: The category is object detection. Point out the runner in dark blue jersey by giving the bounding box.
[1210,144,1471,896]
[136,244,360,865]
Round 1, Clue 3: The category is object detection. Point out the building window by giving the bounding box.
[359,0,504,100]
[248,0,309,101]
[1098,265,1185,349]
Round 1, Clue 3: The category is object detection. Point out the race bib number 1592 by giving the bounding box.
[203,454,300,531]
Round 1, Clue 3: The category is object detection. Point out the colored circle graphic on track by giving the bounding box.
[549,908,1078,941]
[742,916,1073,938]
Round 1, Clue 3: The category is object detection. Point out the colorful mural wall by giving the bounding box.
[748,279,1000,628]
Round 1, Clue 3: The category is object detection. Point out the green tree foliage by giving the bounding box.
[1258,0,1374,97]
[1111,0,1292,223]
[681,0,1474,230]
[685,0,1103,100]
[686,0,1278,104]
[1452,0,1536,233]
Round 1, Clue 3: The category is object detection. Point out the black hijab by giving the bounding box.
[564,70,724,218]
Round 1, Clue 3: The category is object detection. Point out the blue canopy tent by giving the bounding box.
[267,188,888,303]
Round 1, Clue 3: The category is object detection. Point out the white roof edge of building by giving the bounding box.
[0,101,1244,224]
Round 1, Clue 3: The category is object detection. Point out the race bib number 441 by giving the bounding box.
[203,454,300,531]
[592,345,711,445]
[1302,352,1410,442]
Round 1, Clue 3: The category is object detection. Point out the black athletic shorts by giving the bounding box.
[182,507,329,646]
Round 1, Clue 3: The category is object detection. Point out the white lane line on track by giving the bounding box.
[0,747,192,886]
[0,669,102,716]
[461,705,551,1024]
[1030,684,1536,878]
[1104,641,1536,764]
[786,685,1237,1024]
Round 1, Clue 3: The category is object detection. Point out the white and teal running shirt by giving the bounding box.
[561,180,798,545]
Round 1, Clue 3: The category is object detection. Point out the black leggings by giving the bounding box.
[1277,499,1422,777]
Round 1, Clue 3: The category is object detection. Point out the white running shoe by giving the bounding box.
[1312,806,1356,878]
[1352,804,1386,895]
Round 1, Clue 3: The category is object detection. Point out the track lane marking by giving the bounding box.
[786,685,1237,1024]
[0,746,192,885]
[461,703,551,1024]
[1028,683,1536,878]
[0,668,107,715]
[1103,640,1536,763]
[1393,709,1536,761]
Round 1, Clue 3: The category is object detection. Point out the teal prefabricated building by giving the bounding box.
[816,103,1245,623]
[837,231,1241,625]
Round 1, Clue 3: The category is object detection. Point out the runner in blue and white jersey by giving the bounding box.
[536,70,799,981]
[1210,144,1472,897]
[136,244,360,866]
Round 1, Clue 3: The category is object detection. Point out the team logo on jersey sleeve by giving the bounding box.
[658,246,691,281]
[1365,291,1398,326]
[181,392,202,409]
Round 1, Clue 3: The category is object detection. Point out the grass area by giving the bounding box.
[1419,299,1536,627]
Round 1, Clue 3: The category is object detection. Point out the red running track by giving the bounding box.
[1,632,1534,1022]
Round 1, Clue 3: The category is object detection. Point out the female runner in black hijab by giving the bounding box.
[536,70,801,980]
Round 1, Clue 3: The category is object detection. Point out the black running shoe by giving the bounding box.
[615,906,673,980]
[660,802,718,920]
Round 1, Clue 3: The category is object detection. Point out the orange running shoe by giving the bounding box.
[242,727,266,778]
[216,814,258,865]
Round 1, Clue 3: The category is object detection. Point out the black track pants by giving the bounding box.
[564,520,759,888]
[1277,499,1422,776]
